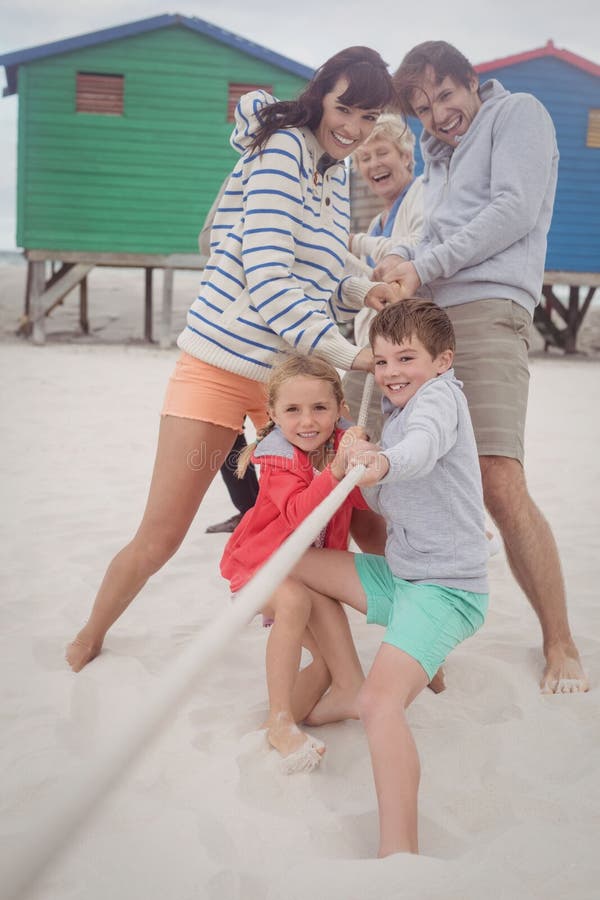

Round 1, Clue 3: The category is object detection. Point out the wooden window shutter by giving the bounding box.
[227,83,273,122]
[76,72,124,115]
[586,109,600,148]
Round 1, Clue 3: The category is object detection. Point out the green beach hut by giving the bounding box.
[0,13,312,343]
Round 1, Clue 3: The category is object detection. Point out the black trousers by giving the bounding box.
[220,431,258,514]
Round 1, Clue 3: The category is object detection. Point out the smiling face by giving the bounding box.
[314,77,382,160]
[269,376,343,458]
[410,66,482,147]
[373,333,453,408]
[355,137,413,206]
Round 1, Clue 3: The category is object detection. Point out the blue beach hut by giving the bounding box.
[476,41,600,352]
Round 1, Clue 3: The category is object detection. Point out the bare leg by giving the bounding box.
[66,416,238,671]
[427,668,446,694]
[290,549,369,724]
[263,580,326,765]
[480,456,588,693]
[290,630,331,724]
[358,643,429,857]
[303,590,365,725]
[350,507,387,554]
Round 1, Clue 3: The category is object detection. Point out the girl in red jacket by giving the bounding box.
[221,355,368,773]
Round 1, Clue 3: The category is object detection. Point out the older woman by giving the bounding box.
[343,114,423,436]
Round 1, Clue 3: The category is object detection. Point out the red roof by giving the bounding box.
[476,40,600,78]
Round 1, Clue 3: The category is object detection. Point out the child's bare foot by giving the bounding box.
[65,632,102,672]
[304,683,361,726]
[427,667,446,694]
[266,713,325,774]
[540,641,589,694]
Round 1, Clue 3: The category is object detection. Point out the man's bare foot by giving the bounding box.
[304,684,361,726]
[65,633,102,672]
[266,713,325,774]
[427,667,446,694]
[541,641,589,694]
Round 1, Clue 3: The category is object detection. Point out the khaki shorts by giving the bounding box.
[161,352,269,433]
[446,299,531,464]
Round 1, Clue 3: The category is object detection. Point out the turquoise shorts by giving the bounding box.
[354,554,489,680]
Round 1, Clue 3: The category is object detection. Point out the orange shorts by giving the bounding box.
[161,353,269,433]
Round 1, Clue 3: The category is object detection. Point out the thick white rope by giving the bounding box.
[356,372,375,429]
[5,463,367,899]
[6,372,376,899]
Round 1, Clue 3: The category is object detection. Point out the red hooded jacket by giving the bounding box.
[220,424,367,592]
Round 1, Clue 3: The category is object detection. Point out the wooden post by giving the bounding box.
[144,268,153,342]
[79,276,89,334]
[160,268,174,349]
[30,261,46,345]
[24,261,33,319]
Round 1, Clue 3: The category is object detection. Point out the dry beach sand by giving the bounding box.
[1,261,600,899]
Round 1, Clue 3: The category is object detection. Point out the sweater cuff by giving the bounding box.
[414,250,443,286]
[318,331,362,371]
[340,276,372,310]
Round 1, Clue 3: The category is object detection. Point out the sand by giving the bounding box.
[1,262,600,899]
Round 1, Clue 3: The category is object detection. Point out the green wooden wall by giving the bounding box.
[16,26,308,253]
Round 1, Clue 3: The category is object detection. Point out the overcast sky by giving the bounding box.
[1,0,598,249]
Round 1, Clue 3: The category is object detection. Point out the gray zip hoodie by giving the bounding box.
[392,80,558,316]
[362,370,489,594]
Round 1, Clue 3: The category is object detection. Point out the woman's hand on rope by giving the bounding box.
[364,281,404,311]
[373,257,422,300]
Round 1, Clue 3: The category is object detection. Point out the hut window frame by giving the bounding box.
[227,82,273,122]
[586,109,600,149]
[76,72,125,116]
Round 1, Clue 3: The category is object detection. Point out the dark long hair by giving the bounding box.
[250,46,393,153]
[393,41,477,118]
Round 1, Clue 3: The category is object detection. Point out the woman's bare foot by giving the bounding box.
[304,683,361,726]
[65,632,102,672]
[427,667,446,694]
[541,641,589,694]
[266,713,325,774]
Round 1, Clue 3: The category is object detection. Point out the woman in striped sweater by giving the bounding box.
[66,46,396,672]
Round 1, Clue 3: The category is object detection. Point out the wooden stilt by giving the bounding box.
[160,268,174,349]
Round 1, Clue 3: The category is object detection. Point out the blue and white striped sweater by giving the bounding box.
[178,91,370,381]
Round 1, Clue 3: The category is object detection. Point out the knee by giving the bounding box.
[272,579,312,624]
[132,528,183,576]
[357,681,394,729]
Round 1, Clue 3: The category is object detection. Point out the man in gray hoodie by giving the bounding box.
[375,40,587,693]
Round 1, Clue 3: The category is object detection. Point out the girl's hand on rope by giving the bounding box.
[345,440,390,486]
[330,426,368,481]
[364,281,404,311]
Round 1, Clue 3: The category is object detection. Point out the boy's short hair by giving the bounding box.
[369,299,455,358]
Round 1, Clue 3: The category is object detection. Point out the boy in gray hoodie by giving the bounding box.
[293,300,488,857]
[375,41,586,695]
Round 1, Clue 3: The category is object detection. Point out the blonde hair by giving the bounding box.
[236,355,345,477]
[353,112,416,171]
